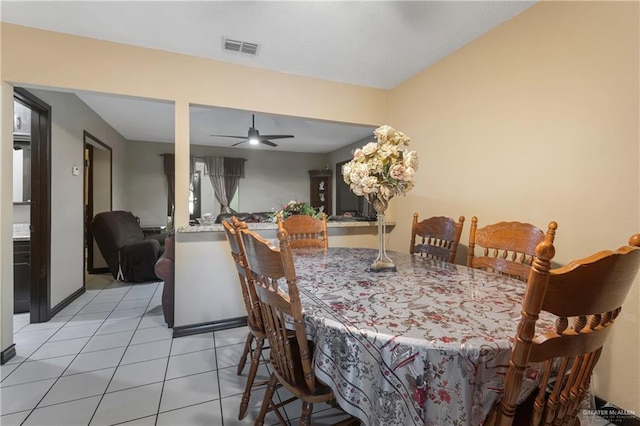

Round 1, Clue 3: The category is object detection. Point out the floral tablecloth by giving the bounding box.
[291,247,549,426]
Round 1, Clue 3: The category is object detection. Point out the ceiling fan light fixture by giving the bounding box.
[210,113,294,148]
[248,127,259,145]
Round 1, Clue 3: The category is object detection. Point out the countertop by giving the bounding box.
[177,220,392,233]
[13,223,30,241]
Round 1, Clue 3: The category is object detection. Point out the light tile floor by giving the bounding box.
[0,274,350,426]
[0,274,616,426]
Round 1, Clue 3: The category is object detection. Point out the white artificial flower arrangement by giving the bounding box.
[342,125,418,212]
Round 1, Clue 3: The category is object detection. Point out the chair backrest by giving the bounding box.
[239,226,318,393]
[91,210,145,249]
[90,210,146,278]
[467,216,549,282]
[410,214,465,263]
[221,217,263,336]
[490,231,640,426]
[277,213,328,249]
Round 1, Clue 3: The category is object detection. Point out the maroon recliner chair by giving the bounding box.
[154,231,175,328]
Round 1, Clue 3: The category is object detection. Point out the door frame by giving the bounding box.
[14,87,52,323]
[83,131,112,277]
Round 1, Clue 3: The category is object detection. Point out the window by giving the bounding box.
[189,171,201,220]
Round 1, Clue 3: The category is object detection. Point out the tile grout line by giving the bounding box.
[5,278,271,425]
[6,279,163,423]
[87,281,164,426]
[213,329,227,426]
[154,302,177,426]
[18,280,132,424]
[7,282,109,423]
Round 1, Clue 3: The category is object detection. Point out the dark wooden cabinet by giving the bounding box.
[308,170,332,215]
[14,240,30,313]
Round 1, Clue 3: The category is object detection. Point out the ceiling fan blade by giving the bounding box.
[210,134,247,139]
[212,114,292,148]
[258,134,294,140]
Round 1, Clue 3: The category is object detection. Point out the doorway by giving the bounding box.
[13,87,52,324]
[84,131,112,277]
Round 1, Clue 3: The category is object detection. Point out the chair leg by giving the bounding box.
[239,337,264,420]
[255,373,278,426]
[299,401,313,426]
[237,332,254,375]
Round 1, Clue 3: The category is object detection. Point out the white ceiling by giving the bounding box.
[1,0,537,153]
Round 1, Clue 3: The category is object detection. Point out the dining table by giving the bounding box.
[290,247,552,426]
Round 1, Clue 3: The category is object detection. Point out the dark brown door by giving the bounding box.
[83,131,112,276]
[14,87,52,323]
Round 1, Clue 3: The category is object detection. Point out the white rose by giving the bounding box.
[361,176,379,194]
[362,142,378,156]
[353,148,365,161]
[350,183,365,196]
[374,125,394,144]
[402,166,415,182]
[342,162,353,184]
[389,163,406,180]
[404,151,418,170]
[349,163,369,185]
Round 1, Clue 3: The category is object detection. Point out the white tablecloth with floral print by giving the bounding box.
[291,247,549,426]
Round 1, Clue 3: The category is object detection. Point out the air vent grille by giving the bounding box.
[222,37,260,56]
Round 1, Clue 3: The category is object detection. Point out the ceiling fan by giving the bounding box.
[210,114,294,147]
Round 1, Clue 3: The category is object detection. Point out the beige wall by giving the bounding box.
[388,1,639,412]
[1,24,387,128]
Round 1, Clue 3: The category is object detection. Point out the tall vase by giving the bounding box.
[370,198,397,272]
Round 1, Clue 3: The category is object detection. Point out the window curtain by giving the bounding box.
[203,156,245,214]
[190,155,197,181]
[162,154,175,224]
[223,157,245,210]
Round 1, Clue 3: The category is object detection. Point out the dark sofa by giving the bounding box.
[214,212,273,224]
[90,211,166,283]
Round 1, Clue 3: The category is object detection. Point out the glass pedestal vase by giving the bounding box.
[370,211,396,273]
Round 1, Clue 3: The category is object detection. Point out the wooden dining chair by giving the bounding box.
[467,216,549,282]
[239,226,358,426]
[486,230,640,426]
[221,217,268,420]
[410,213,465,263]
[277,212,329,249]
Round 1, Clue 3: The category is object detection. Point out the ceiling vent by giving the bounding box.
[222,37,260,56]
